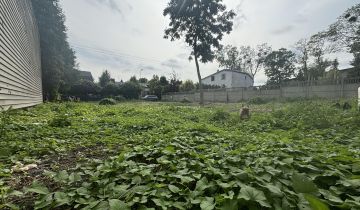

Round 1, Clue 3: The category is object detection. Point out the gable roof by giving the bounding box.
[202,69,253,80]
[78,71,93,80]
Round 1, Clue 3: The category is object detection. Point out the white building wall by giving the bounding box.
[231,72,254,88]
[202,71,233,88]
[0,0,42,109]
[202,70,253,88]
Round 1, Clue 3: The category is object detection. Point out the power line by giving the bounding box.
[70,42,165,65]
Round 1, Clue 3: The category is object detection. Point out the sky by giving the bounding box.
[59,0,359,85]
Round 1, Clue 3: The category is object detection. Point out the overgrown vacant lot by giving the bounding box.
[1,101,360,210]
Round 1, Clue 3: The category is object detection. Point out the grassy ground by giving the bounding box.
[0,100,359,209]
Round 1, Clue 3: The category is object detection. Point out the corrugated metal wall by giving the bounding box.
[0,0,42,109]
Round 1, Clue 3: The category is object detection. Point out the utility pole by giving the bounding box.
[140,69,143,79]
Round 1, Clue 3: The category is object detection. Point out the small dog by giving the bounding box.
[240,106,250,120]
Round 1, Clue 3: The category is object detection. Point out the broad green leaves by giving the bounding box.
[26,181,49,195]
[2,102,360,209]
[292,173,318,194]
[200,197,216,210]
[238,186,271,208]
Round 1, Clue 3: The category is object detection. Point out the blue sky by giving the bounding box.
[60,0,359,85]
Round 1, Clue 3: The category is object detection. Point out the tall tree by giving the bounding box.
[327,59,340,80]
[148,75,170,98]
[99,70,112,87]
[180,80,195,92]
[308,35,332,80]
[264,48,296,85]
[168,71,182,93]
[216,44,271,78]
[163,0,235,105]
[294,39,311,81]
[319,3,360,51]
[129,76,138,83]
[31,0,78,100]
[216,45,241,71]
[350,28,360,76]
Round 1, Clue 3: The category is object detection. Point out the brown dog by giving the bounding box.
[240,106,250,120]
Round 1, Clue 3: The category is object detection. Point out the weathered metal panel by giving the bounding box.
[0,0,42,109]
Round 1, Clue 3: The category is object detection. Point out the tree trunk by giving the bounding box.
[194,54,204,105]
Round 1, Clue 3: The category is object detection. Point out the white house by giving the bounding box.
[202,69,254,88]
[0,0,42,109]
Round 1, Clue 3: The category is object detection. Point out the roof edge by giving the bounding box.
[202,69,254,81]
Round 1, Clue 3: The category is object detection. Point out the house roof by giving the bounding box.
[202,69,254,80]
[78,71,93,80]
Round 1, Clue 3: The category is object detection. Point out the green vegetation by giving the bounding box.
[31,0,78,100]
[0,101,359,209]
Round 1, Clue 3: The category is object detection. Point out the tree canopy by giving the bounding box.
[163,0,235,104]
[99,70,113,87]
[31,0,78,100]
[216,44,271,78]
[264,48,296,85]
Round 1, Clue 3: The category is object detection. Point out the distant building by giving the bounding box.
[115,80,124,86]
[79,71,94,82]
[139,83,150,96]
[202,69,254,88]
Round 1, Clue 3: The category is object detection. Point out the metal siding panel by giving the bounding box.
[0,0,42,109]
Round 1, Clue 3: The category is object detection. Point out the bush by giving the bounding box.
[120,82,141,99]
[0,107,12,137]
[49,114,71,127]
[114,95,126,102]
[210,110,230,121]
[99,98,117,105]
[101,83,120,98]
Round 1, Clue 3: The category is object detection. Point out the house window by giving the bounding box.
[221,74,226,80]
[211,76,215,81]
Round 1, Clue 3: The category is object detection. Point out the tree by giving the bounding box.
[31,0,78,100]
[101,83,120,97]
[138,78,148,83]
[148,75,169,98]
[294,39,311,81]
[130,76,138,83]
[99,70,112,87]
[319,3,360,51]
[168,71,182,93]
[308,35,332,80]
[264,48,296,85]
[350,28,360,76]
[69,80,100,98]
[326,59,340,80]
[180,80,195,92]
[120,82,141,99]
[240,44,272,78]
[216,45,241,71]
[216,44,271,78]
[163,0,235,105]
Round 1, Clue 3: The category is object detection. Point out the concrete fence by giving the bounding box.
[163,78,360,103]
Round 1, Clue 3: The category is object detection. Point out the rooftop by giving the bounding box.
[202,69,254,80]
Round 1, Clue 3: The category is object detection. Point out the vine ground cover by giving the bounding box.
[0,100,359,209]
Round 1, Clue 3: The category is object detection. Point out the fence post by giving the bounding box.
[358,87,360,111]
[341,78,344,99]
[241,88,244,101]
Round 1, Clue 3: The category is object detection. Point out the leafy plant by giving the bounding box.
[99,98,117,105]
[0,101,359,209]
[0,107,12,138]
[49,113,71,127]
